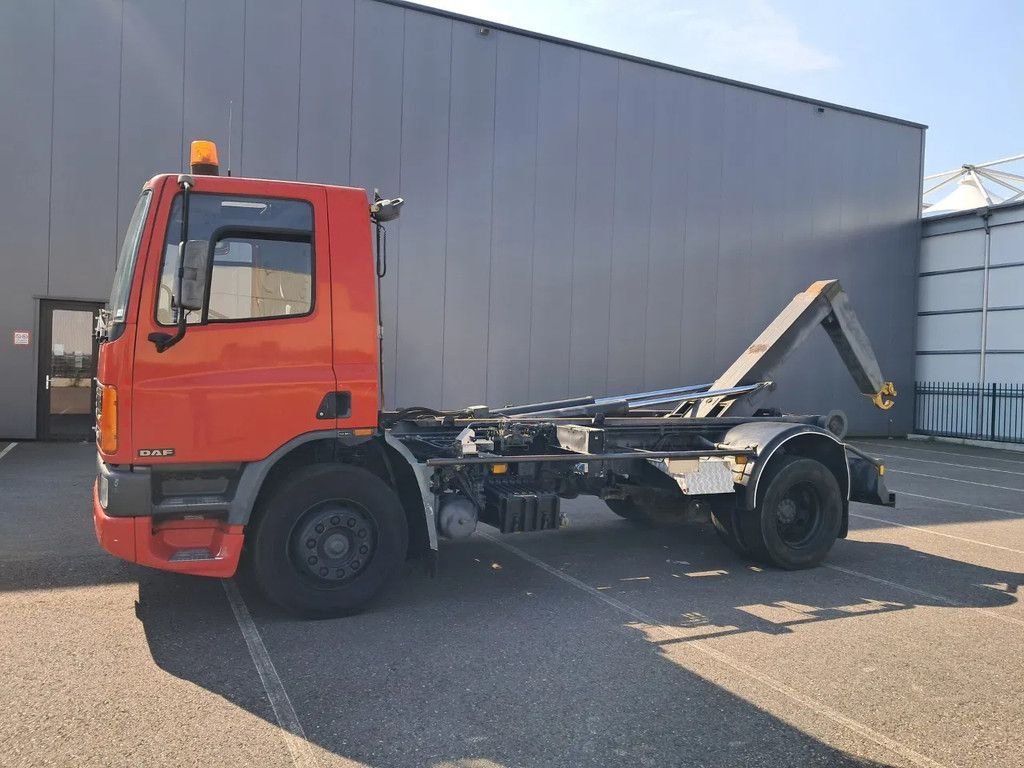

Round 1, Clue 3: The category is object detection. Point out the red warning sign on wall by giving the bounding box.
[12,330,30,346]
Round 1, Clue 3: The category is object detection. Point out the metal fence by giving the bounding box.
[914,382,1024,444]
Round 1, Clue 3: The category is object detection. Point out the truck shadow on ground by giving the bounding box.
[136,520,1021,768]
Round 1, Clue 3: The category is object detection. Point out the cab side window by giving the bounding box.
[157,194,314,325]
[207,237,312,321]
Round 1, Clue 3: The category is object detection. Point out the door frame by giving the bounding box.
[36,299,104,440]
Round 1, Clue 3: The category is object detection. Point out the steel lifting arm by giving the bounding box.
[694,280,896,418]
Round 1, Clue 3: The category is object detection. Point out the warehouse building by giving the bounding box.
[914,199,1024,441]
[0,0,923,441]
[918,200,1024,383]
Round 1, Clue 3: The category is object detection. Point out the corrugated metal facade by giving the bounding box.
[0,0,924,439]
[918,202,1024,382]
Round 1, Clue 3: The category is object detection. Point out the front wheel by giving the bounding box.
[250,464,409,617]
[740,455,842,570]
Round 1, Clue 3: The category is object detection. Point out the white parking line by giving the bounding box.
[851,512,1024,556]
[854,441,1024,467]
[0,442,18,461]
[480,531,948,768]
[892,490,1024,518]
[825,564,1024,629]
[886,468,1024,493]
[221,580,321,768]
[866,450,1024,477]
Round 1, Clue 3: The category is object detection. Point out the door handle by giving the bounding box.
[45,375,51,391]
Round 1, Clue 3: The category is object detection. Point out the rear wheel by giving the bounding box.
[740,455,842,569]
[250,464,408,617]
[605,498,648,522]
[710,497,749,556]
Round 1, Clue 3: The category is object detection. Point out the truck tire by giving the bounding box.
[250,464,409,617]
[710,498,749,556]
[605,499,648,522]
[740,455,842,570]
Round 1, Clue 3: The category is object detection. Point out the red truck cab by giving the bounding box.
[94,159,384,582]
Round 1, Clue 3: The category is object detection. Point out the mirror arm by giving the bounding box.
[151,175,194,353]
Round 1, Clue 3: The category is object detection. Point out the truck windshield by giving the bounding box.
[108,191,152,323]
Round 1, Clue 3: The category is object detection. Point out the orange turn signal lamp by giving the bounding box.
[190,140,219,176]
[97,385,118,454]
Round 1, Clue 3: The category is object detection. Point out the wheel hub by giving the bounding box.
[777,498,798,524]
[774,482,822,548]
[323,533,350,558]
[291,502,376,583]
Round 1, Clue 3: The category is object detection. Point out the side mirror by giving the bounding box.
[179,239,209,311]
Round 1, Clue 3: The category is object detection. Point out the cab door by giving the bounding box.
[130,179,336,465]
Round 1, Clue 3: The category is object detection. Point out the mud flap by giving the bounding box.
[848,454,895,507]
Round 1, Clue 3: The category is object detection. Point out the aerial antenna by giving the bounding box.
[226,101,233,177]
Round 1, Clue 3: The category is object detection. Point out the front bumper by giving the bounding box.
[93,462,244,578]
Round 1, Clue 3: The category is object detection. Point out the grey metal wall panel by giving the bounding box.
[991,222,1024,266]
[888,122,927,404]
[393,11,451,408]
[569,52,619,396]
[297,0,355,184]
[984,354,1024,383]
[988,265,1024,308]
[486,33,539,407]
[527,42,579,402]
[754,97,827,418]
[605,62,654,395]
[919,272,984,312]
[850,118,920,431]
[441,21,496,407]
[48,0,121,301]
[711,85,758,376]
[0,0,926,437]
[987,310,1024,349]
[117,0,185,253]
[182,0,244,174]
[642,71,689,391]
[920,230,985,272]
[916,217,1023,388]
[241,0,301,181]
[917,314,981,352]
[917,354,980,382]
[678,78,723,384]
[350,0,404,408]
[0,0,54,438]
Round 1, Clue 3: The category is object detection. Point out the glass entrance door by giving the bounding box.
[37,301,102,440]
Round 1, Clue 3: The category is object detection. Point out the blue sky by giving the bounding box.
[417,0,1022,177]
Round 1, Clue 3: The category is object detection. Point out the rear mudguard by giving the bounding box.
[719,420,893,538]
[719,422,853,536]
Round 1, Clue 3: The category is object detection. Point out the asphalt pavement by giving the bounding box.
[1,437,1022,768]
